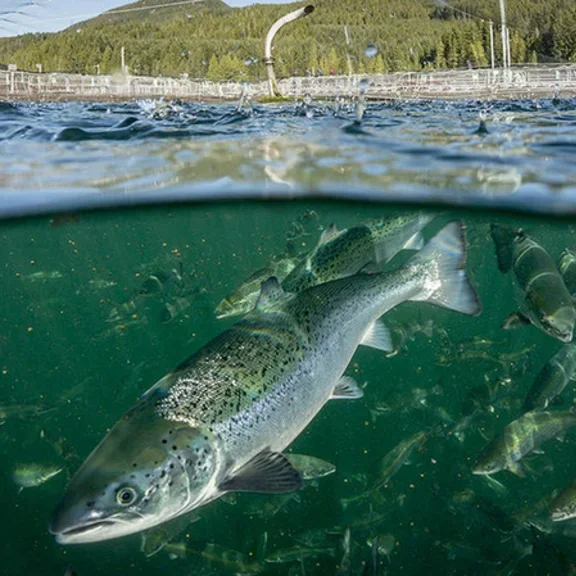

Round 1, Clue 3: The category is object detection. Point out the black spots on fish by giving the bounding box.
[86,500,94,508]
[160,470,166,479]
[172,445,177,451]
[132,463,137,468]
[169,463,174,470]
[162,439,167,444]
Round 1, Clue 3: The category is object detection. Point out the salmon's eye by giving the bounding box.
[116,487,137,506]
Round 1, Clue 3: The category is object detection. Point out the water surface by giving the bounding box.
[2,98,576,214]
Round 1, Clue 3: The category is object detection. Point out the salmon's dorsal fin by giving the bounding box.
[218,448,303,494]
[318,223,342,245]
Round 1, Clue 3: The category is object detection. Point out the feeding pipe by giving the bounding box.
[264,4,315,97]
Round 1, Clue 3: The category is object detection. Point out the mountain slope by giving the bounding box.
[0,0,574,80]
[78,0,230,27]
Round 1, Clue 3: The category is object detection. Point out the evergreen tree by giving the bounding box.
[307,41,318,76]
[207,54,221,81]
[434,39,447,68]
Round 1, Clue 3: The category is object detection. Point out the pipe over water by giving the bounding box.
[264,5,315,97]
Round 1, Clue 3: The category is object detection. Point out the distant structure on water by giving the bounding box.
[1,65,575,102]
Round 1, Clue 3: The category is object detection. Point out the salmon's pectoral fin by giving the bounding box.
[331,376,364,400]
[218,448,303,494]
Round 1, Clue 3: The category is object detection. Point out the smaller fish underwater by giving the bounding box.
[0,402,55,425]
[215,255,299,319]
[13,462,63,494]
[490,224,575,342]
[550,478,576,522]
[472,411,576,476]
[523,342,576,412]
[558,248,576,298]
[215,213,434,319]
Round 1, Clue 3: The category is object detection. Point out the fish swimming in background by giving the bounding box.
[107,263,186,324]
[371,430,427,491]
[265,544,336,564]
[284,454,336,480]
[558,248,576,298]
[523,342,576,412]
[490,224,575,342]
[335,527,351,576]
[215,255,300,319]
[13,462,63,494]
[164,541,264,572]
[216,213,434,319]
[472,411,576,476]
[49,221,480,544]
[550,478,576,522]
[281,213,435,293]
[0,402,55,425]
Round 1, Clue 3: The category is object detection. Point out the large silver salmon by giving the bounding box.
[49,221,480,544]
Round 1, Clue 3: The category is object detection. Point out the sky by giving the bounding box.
[0,0,294,37]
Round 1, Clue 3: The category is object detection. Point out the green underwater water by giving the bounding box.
[1,201,576,575]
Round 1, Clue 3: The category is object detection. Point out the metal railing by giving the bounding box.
[1,65,574,101]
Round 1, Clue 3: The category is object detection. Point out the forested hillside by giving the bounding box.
[0,0,575,80]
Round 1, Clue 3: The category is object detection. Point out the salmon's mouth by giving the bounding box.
[52,520,117,544]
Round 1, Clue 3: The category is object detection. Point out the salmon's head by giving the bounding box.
[550,485,576,522]
[49,389,218,544]
[471,442,506,476]
[215,291,255,319]
[539,306,575,343]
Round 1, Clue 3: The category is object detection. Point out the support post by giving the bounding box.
[121,46,128,75]
[264,5,314,97]
[489,20,495,70]
[498,0,508,68]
